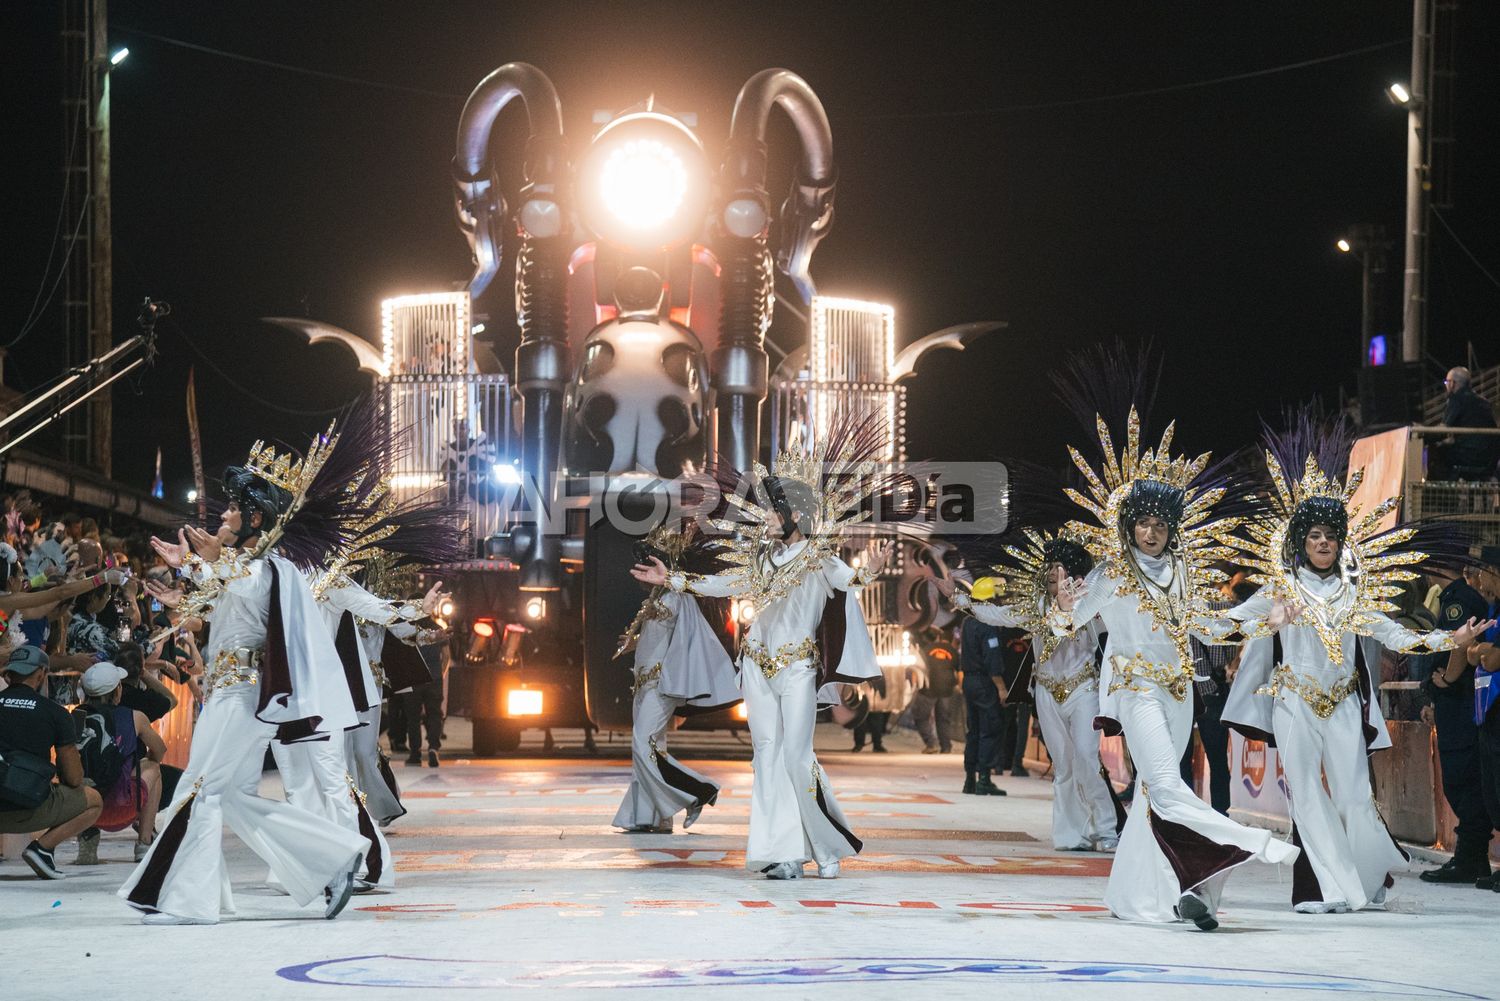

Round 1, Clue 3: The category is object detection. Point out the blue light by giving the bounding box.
[1368,335,1388,367]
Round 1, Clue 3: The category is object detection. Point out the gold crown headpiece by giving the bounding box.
[1064,408,1214,539]
[243,421,338,495]
[1265,451,1362,514]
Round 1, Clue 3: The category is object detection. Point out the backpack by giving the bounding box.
[74,705,129,791]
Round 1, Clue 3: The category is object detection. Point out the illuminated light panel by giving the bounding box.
[390,473,440,489]
[506,689,545,716]
[807,296,898,456]
[472,619,496,639]
[599,139,688,232]
[380,291,471,377]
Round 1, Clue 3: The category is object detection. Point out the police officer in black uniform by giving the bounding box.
[960,588,1008,797]
[1420,558,1500,885]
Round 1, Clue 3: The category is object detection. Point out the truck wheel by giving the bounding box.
[473,718,523,755]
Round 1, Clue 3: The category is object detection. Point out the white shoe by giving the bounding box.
[142,912,215,925]
[763,861,803,880]
[1176,891,1218,931]
[817,860,840,879]
[324,855,361,919]
[1293,900,1350,914]
[353,878,378,895]
[134,840,153,862]
[1093,837,1120,853]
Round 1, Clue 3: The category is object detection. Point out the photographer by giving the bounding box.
[0,646,102,879]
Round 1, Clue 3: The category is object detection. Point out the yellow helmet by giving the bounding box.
[969,576,1002,602]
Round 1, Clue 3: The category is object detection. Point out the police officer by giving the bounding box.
[1420,555,1500,886]
[960,578,1008,797]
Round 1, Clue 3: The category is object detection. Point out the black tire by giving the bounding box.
[472,718,522,756]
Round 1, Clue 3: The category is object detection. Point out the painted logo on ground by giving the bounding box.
[277,956,1485,996]
[390,848,1110,876]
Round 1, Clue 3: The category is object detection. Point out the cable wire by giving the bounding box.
[10,58,93,347]
[116,26,465,102]
[163,316,350,417]
[852,39,1410,122]
[1432,207,1500,293]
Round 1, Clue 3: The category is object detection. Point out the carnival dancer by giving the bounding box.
[272,566,445,892]
[612,520,740,833]
[121,424,379,924]
[1221,411,1492,914]
[949,531,1123,851]
[631,414,896,879]
[1050,407,1300,930]
[273,483,459,891]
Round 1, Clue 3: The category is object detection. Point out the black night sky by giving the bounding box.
[4,1,1499,506]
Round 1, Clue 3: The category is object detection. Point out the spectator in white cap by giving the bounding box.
[0,646,102,878]
[73,660,166,864]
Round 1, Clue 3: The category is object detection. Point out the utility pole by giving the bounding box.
[1399,0,1429,365]
[88,0,113,476]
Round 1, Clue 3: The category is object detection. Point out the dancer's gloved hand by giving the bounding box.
[420,580,450,616]
[149,529,191,569]
[1265,599,1303,631]
[184,525,221,561]
[1056,577,1088,612]
[630,556,669,586]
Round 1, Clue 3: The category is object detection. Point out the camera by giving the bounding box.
[632,541,667,566]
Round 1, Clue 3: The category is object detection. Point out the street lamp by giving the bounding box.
[109,47,129,66]
[1335,225,1393,368]
[1386,82,1411,105]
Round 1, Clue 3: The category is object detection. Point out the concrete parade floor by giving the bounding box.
[2,721,1493,1001]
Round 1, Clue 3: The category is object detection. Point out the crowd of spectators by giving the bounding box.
[0,491,202,878]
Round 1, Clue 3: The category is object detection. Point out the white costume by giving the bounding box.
[1052,408,1298,928]
[672,544,879,873]
[266,572,422,889]
[1060,553,1298,923]
[1224,572,1450,911]
[963,594,1119,850]
[612,588,739,830]
[120,551,368,923]
[1216,431,1457,914]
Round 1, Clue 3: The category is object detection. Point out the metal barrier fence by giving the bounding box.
[1403,425,1500,547]
[771,379,908,461]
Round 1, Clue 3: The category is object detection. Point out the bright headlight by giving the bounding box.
[578,111,708,250]
[600,140,687,232]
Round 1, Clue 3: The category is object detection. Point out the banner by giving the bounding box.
[186,367,207,524]
[1228,731,1289,824]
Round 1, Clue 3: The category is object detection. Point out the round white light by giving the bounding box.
[736,600,755,624]
[438,597,456,619]
[1388,82,1411,105]
[722,198,767,239]
[525,596,546,620]
[186,489,199,503]
[519,198,562,239]
[599,139,688,233]
[492,462,522,485]
[1336,238,1352,253]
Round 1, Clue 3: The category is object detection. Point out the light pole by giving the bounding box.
[1391,0,1430,365]
[1336,225,1393,368]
